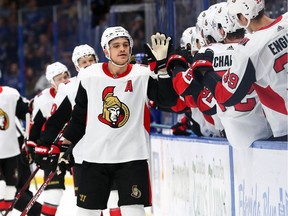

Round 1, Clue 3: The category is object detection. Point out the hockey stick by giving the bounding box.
[24,113,39,190]
[2,166,40,216]
[20,143,75,216]
[3,114,40,216]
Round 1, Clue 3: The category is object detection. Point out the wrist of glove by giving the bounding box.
[190,49,214,83]
[34,145,50,169]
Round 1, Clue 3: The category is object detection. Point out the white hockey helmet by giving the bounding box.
[72,44,98,67]
[46,62,68,83]
[227,0,265,20]
[196,10,208,47]
[180,27,194,49]
[202,5,224,43]
[100,26,133,50]
[196,10,207,35]
[190,27,200,52]
[213,2,242,37]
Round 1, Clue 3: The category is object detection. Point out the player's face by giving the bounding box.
[53,72,70,90]
[108,38,130,65]
[78,55,96,69]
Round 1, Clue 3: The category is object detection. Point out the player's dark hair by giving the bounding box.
[206,35,217,44]
[253,9,265,20]
[226,28,246,41]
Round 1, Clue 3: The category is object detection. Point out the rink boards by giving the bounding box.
[150,134,288,216]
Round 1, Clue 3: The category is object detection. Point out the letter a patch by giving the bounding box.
[125,80,133,92]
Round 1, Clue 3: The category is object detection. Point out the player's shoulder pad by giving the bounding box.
[1,86,20,96]
[78,63,100,80]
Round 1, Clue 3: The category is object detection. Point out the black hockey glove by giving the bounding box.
[190,48,214,83]
[34,145,50,170]
[57,146,75,175]
[144,32,174,74]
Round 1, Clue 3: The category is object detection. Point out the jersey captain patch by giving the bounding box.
[125,80,133,92]
[98,86,130,128]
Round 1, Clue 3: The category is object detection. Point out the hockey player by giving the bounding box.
[44,26,178,216]
[14,117,42,216]
[167,2,273,148]
[35,44,122,216]
[167,8,226,138]
[172,26,202,136]
[27,62,70,216]
[0,86,31,216]
[189,0,288,140]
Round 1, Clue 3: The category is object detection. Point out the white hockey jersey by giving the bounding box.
[32,87,56,121]
[53,75,84,164]
[201,43,272,148]
[0,86,21,158]
[213,13,288,137]
[65,63,151,163]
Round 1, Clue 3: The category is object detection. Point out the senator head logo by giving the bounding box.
[98,86,129,128]
[0,108,9,130]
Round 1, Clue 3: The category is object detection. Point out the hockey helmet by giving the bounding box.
[213,2,242,38]
[72,44,98,67]
[46,62,68,83]
[227,0,265,20]
[100,26,133,50]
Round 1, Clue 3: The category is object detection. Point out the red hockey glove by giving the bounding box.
[49,143,74,174]
[144,32,173,74]
[49,144,61,172]
[34,145,50,170]
[166,48,192,77]
[190,48,214,83]
[21,140,37,164]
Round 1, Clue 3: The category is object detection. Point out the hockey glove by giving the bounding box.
[57,145,75,175]
[21,140,37,164]
[34,145,50,170]
[49,144,61,172]
[190,48,214,83]
[171,122,192,136]
[144,32,173,73]
[166,48,193,77]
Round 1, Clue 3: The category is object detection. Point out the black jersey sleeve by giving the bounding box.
[15,96,30,120]
[29,110,46,142]
[38,96,72,146]
[147,75,179,108]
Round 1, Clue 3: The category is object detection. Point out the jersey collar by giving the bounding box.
[102,62,132,78]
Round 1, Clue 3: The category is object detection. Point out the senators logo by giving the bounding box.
[98,86,129,128]
[131,185,142,199]
[0,108,9,130]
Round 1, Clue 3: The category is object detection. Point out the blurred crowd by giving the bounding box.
[0,0,286,100]
[0,0,81,99]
